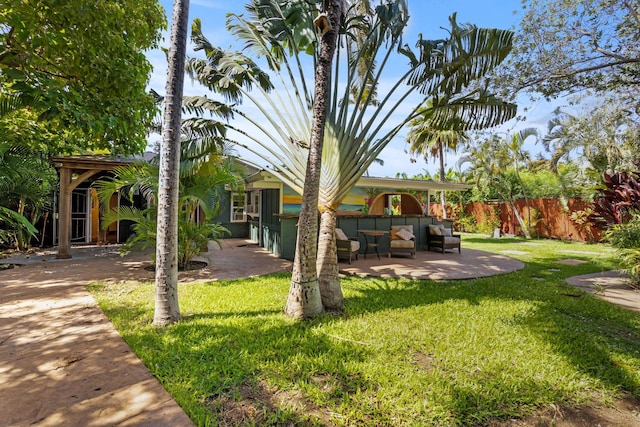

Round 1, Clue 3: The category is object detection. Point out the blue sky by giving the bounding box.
[149,0,560,177]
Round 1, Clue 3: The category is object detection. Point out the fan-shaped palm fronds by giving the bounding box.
[188,0,517,308]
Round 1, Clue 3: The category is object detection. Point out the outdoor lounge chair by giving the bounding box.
[336,228,360,264]
[388,225,416,259]
[426,224,461,253]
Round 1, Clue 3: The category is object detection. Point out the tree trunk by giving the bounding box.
[39,211,49,248]
[153,0,190,327]
[514,166,532,239]
[438,143,447,219]
[285,1,341,319]
[509,200,530,239]
[317,208,343,310]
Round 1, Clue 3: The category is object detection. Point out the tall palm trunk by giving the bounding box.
[317,208,343,310]
[285,2,341,319]
[438,142,448,219]
[509,200,530,238]
[513,164,532,238]
[153,0,190,327]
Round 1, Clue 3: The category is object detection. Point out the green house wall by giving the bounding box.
[212,191,249,238]
[278,215,441,260]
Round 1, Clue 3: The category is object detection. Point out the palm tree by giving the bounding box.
[458,132,535,238]
[154,0,190,327]
[406,122,469,219]
[187,3,516,315]
[541,108,582,174]
[0,94,54,249]
[95,156,239,269]
[507,128,537,238]
[283,0,343,318]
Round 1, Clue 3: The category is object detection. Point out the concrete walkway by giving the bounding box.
[0,239,635,426]
[0,247,195,427]
[566,270,640,313]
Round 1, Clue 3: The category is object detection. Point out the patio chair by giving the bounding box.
[336,227,360,264]
[388,225,416,259]
[426,224,461,253]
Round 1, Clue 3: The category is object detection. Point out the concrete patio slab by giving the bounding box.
[339,248,524,280]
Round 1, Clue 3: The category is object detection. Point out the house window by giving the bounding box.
[231,192,246,222]
[246,190,260,216]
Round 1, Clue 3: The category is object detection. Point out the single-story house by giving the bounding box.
[211,165,471,260]
[50,155,471,260]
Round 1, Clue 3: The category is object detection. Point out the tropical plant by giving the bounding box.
[0,94,57,250]
[0,206,38,248]
[282,0,342,318]
[590,164,640,227]
[506,128,537,238]
[96,157,239,270]
[187,1,516,315]
[406,121,469,219]
[459,135,531,237]
[604,212,640,288]
[541,105,640,178]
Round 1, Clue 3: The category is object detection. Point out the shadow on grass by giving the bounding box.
[94,256,639,425]
[98,289,374,425]
[343,261,640,392]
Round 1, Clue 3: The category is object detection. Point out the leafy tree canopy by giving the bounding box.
[0,0,166,154]
[498,0,640,111]
[541,102,640,176]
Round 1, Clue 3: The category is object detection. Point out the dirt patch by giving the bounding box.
[414,351,436,371]
[209,380,335,426]
[491,396,640,426]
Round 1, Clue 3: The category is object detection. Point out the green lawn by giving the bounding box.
[89,236,640,426]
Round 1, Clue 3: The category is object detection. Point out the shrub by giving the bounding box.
[591,164,640,227]
[604,211,640,287]
[476,206,501,235]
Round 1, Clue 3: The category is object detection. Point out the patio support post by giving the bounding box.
[57,167,72,259]
[426,191,431,216]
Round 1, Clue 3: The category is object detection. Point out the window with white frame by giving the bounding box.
[230,192,246,222]
[246,190,260,216]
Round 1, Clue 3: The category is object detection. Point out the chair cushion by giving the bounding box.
[335,228,348,241]
[390,239,415,249]
[441,227,452,237]
[428,225,441,235]
[395,227,414,240]
[350,240,360,252]
[391,225,414,240]
[443,236,460,244]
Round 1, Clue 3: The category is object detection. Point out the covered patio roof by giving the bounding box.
[245,170,472,192]
[356,176,472,192]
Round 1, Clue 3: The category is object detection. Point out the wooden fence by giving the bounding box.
[430,198,602,242]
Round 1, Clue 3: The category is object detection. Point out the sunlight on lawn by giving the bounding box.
[89,237,640,426]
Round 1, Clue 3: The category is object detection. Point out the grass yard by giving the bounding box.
[89,236,640,426]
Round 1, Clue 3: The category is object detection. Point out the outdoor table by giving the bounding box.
[357,229,389,260]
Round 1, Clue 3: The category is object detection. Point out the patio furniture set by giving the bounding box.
[336,223,461,264]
